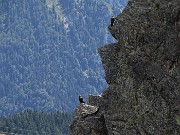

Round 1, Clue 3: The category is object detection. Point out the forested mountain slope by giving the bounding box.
[0,0,127,115]
[0,109,72,135]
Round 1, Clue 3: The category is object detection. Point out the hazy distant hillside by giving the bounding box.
[0,0,127,115]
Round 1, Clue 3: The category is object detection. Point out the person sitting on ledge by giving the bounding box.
[111,16,115,26]
[79,95,85,104]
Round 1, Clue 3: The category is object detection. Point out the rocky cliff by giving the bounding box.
[70,0,180,134]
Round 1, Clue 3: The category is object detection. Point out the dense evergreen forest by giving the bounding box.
[0,0,127,115]
[0,109,73,135]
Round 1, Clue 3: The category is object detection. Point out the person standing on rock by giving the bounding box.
[111,16,115,26]
[79,95,85,103]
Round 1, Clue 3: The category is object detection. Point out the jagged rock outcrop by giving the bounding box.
[70,0,180,134]
[70,103,108,135]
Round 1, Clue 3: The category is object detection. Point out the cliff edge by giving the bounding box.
[70,0,180,134]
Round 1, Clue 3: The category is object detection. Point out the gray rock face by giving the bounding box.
[70,0,180,134]
[70,103,108,135]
